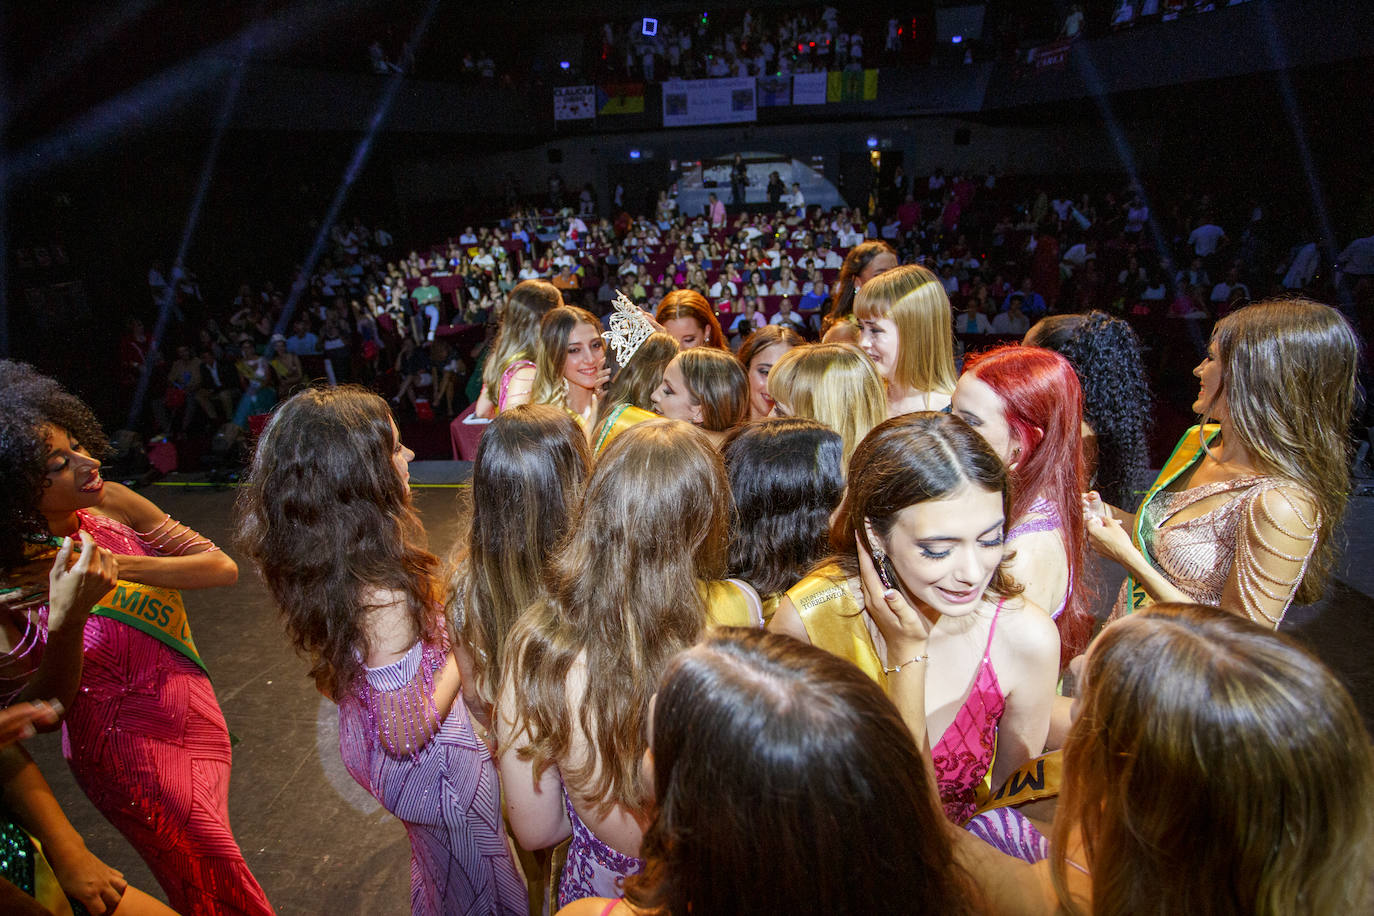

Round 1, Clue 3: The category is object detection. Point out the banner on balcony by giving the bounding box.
[792,71,828,105]
[662,77,757,127]
[598,83,645,115]
[554,86,596,120]
[826,69,879,102]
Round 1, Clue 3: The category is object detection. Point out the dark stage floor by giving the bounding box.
[22,475,1374,914]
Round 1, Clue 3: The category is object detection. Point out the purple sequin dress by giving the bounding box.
[336,637,528,916]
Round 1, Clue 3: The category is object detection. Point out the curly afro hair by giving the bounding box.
[1028,312,1153,510]
[0,361,110,570]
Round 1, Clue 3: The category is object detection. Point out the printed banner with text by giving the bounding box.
[553,85,596,120]
[662,77,757,128]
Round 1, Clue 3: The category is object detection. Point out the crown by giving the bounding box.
[604,289,656,365]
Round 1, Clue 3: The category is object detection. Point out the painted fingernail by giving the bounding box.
[883,589,898,601]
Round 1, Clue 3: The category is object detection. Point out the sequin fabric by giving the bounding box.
[556,786,644,909]
[337,637,528,915]
[1115,475,1276,614]
[931,600,1006,826]
[0,811,36,896]
[1005,496,1067,618]
[61,510,275,916]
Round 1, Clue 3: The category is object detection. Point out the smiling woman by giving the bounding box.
[0,360,271,916]
[767,411,1060,825]
[532,305,609,431]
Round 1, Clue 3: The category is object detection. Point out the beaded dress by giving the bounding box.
[15,510,274,915]
[1114,475,1313,624]
[336,636,528,916]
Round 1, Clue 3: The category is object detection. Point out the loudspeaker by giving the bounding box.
[547,148,563,164]
[954,128,971,146]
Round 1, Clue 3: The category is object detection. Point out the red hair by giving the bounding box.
[963,344,1091,665]
[657,290,728,350]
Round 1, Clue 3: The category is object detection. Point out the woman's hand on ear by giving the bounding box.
[856,534,932,660]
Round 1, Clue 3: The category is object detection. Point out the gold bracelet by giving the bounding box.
[883,653,928,675]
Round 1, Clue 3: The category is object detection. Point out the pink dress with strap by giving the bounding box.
[62,510,274,915]
[930,599,1006,826]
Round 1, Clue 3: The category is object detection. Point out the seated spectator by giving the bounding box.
[992,294,1031,335]
[770,299,807,334]
[1002,279,1047,318]
[799,279,829,314]
[285,319,319,356]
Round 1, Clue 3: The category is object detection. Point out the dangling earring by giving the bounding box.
[872,546,896,591]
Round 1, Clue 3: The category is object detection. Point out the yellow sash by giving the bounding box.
[785,565,886,687]
[975,751,1064,814]
[1125,424,1220,613]
[703,579,764,629]
[592,403,658,456]
[92,580,207,674]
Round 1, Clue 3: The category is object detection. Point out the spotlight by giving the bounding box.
[951,35,963,44]
[866,136,879,149]
[642,18,658,36]
[629,149,641,159]
[559,60,570,70]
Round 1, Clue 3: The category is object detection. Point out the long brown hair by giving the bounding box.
[627,629,979,916]
[481,279,563,405]
[445,405,590,709]
[1055,603,1374,914]
[674,348,748,432]
[502,420,730,815]
[1208,299,1356,604]
[656,289,727,350]
[236,386,438,696]
[531,304,603,408]
[593,330,679,431]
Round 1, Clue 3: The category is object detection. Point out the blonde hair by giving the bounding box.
[1055,603,1374,914]
[503,420,730,816]
[854,264,956,398]
[768,343,887,468]
[1208,299,1356,605]
[674,348,748,433]
[481,280,563,404]
[531,305,603,409]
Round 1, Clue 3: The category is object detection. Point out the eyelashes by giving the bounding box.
[917,537,1004,561]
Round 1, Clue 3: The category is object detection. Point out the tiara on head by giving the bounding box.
[604,289,656,365]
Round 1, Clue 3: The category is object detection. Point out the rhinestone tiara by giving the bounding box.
[604,289,656,365]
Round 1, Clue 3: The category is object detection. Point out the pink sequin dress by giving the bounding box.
[336,637,528,916]
[930,599,1006,826]
[63,510,274,915]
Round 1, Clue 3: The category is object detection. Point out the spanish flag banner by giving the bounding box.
[597,83,645,115]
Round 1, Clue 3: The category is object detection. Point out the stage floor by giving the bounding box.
[23,480,1374,913]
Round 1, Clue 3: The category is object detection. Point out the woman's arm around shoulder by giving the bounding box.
[989,594,1059,790]
[97,482,238,589]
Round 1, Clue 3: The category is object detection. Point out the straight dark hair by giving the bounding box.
[626,628,979,915]
[723,418,844,598]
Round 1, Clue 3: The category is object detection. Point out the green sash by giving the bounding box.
[92,580,208,674]
[592,403,657,456]
[1125,424,1220,613]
